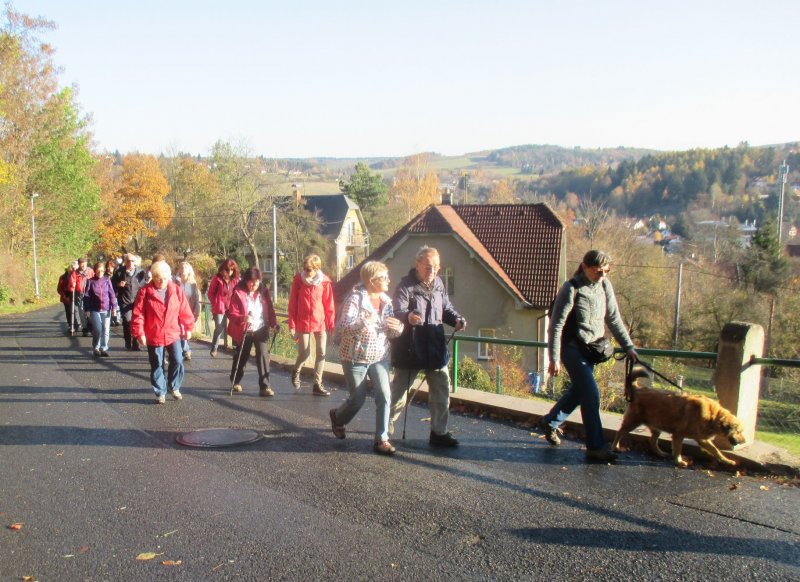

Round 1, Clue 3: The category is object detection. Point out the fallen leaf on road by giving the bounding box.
[62,554,75,559]
[162,560,182,566]
[729,483,740,490]
[759,485,770,491]
[420,417,431,422]
[8,522,23,531]
[135,552,164,561]
[79,546,89,553]
[21,576,36,581]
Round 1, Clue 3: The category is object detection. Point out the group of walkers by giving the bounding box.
[57,245,637,463]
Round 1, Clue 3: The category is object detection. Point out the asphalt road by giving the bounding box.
[1,306,798,581]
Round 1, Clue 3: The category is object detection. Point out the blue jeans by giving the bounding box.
[88,310,110,352]
[211,313,227,349]
[147,341,184,397]
[543,340,606,450]
[335,359,391,442]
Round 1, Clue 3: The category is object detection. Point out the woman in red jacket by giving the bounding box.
[131,261,196,404]
[207,258,240,357]
[227,267,279,397]
[288,254,335,396]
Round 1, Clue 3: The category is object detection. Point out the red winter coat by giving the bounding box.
[131,281,195,347]
[226,286,278,345]
[207,274,240,315]
[288,272,335,333]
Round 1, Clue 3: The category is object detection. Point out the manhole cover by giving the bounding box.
[176,428,263,448]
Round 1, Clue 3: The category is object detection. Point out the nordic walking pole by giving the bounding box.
[230,318,251,396]
[402,318,463,440]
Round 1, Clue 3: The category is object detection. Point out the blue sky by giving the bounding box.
[16,0,800,158]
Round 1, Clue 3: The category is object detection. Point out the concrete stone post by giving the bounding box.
[714,321,764,447]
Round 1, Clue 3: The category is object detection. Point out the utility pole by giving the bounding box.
[272,204,278,303]
[30,192,40,299]
[672,262,683,348]
[776,160,789,244]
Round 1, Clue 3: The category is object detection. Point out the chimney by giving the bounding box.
[441,187,452,206]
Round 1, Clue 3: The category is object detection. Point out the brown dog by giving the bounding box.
[611,367,746,467]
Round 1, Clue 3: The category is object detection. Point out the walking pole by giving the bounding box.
[402,318,462,440]
[230,321,251,396]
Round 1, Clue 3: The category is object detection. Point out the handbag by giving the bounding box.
[580,336,614,364]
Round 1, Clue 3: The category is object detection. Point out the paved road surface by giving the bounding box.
[1,307,798,580]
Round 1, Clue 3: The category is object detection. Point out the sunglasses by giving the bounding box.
[372,274,389,282]
[304,268,316,273]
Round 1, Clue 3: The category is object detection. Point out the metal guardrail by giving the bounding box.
[451,334,720,393]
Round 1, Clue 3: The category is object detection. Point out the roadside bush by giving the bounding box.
[455,356,494,393]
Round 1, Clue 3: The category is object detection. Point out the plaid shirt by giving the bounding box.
[336,285,403,364]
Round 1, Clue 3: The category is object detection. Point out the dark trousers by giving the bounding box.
[230,326,271,388]
[63,301,75,332]
[121,307,139,349]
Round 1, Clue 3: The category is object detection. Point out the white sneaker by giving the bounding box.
[232,384,243,393]
[172,390,183,401]
[156,395,166,404]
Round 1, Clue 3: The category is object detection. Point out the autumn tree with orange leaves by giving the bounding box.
[390,153,440,222]
[96,154,172,255]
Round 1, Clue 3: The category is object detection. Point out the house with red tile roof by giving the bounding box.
[333,203,567,373]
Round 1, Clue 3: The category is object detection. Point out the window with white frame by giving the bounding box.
[346,253,355,270]
[346,221,355,243]
[478,328,495,360]
[443,267,455,296]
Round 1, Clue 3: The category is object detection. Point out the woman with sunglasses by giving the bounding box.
[288,254,335,396]
[329,261,403,455]
[207,258,240,357]
[540,249,638,463]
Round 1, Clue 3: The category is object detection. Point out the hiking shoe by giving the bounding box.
[538,417,561,446]
[210,347,218,358]
[313,383,330,396]
[586,448,618,463]
[184,351,192,361]
[172,390,183,401]
[100,350,110,358]
[374,440,396,456]
[291,368,301,389]
[259,386,275,397]
[156,395,166,404]
[329,409,346,439]
[232,384,243,393]
[93,348,101,357]
[429,432,459,447]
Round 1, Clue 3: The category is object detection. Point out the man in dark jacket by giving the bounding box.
[112,253,146,350]
[389,246,466,447]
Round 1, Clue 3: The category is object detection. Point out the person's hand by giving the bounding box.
[455,318,466,332]
[273,324,282,334]
[384,316,403,334]
[118,280,126,287]
[289,328,295,337]
[185,331,192,340]
[548,360,561,377]
[626,348,639,362]
[138,335,147,347]
[407,311,422,326]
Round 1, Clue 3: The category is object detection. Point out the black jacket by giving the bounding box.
[111,266,146,310]
[390,268,461,370]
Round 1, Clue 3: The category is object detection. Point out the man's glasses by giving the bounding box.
[372,274,389,282]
